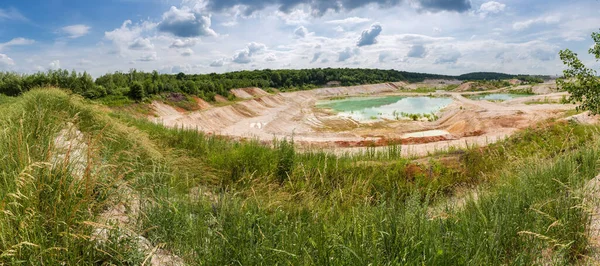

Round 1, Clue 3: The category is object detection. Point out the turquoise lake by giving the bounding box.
[316,96,452,121]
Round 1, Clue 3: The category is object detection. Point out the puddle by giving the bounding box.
[317,96,452,121]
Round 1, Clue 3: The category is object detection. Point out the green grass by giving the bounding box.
[1,88,600,265]
[509,87,536,95]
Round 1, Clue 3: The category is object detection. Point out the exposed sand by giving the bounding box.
[150,82,576,157]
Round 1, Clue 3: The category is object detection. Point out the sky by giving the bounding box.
[0,0,598,77]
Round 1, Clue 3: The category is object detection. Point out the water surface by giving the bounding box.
[317,96,452,121]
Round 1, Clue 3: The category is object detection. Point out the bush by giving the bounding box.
[129,81,146,101]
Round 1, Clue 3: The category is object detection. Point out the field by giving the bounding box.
[1,84,600,264]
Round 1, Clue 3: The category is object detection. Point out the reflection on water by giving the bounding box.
[317,96,452,121]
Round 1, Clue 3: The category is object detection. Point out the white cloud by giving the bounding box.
[181,48,194,56]
[479,1,506,17]
[0,54,15,67]
[128,38,154,50]
[105,20,157,52]
[61,24,91,39]
[210,58,225,67]
[170,39,198,48]
[513,15,560,31]
[325,17,371,25]
[357,24,383,47]
[294,26,308,38]
[0,38,35,51]
[49,60,61,69]
[138,52,158,62]
[435,51,461,64]
[265,54,277,62]
[158,6,217,37]
[338,47,359,62]
[407,44,427,58]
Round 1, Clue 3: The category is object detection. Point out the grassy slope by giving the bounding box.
[1,88,599,264]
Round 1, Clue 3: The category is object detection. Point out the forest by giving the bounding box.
[0,68,545,101]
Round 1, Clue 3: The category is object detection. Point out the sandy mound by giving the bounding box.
[508,79,522,85]
[151,101,181,116]
[389,82,408,89]
[453,82,474,92]
[564,111,600,124]
[244,87,270,97]
[214,95,229,103]
[230,89,254,99]
[194,97,212,110]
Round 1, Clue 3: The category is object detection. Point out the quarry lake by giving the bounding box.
[316,96,453,121]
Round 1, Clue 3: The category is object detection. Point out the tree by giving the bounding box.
[129,81,146,101]
[558,30,600,114]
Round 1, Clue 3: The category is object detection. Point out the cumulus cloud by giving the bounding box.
[513,15,560,31]
[158,6,217,37]
[128,38,154,50]
[294,26,308,38]
[325,17,370,25]
[0,38,35,51]
[204,0,472,15]
[138,52,158,62]
[407,44,427,58]
[210,58,225,67]
[0,54,15,67]
[170,39,198,48]
[233,50,252,64]
[338,47,359,62]
[434,51,461,64]
[232,42,266,64]
[61,24,91,39]
[105,20,156,51]
[247,42,267,56]
[479,1,505,17]
[357,24,382,47]
[181,48,194,56]
[265,54,277,61]
[49,60,61,70]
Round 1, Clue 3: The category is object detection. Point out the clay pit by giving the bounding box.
[150,81,575,156]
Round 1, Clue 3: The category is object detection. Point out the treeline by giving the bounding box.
[457,72,547,83]
[0,68,544,102]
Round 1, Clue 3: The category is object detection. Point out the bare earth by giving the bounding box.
[150,81,575,156]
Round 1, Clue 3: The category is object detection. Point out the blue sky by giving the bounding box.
[0,0,598,77]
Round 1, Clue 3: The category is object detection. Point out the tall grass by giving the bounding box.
[140,147,599,265]
[0,89,160,264]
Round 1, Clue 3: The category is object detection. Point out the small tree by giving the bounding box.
[129,81,146,101]
[558,30,600,114]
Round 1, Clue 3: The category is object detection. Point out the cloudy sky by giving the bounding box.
[0,0,598,77]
